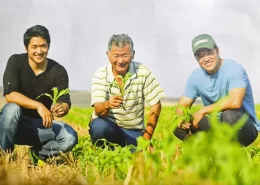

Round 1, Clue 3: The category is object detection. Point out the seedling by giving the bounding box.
[109,72,132,110]
[170,105,192,128]
[36,87,70,116]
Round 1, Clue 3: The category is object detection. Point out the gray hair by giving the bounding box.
[108,34,134,53]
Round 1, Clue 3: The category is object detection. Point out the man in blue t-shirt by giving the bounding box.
[174,34,259,146]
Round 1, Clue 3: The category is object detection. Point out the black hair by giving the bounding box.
[23,25,51,49]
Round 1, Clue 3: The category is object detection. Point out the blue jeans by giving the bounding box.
[0,103,78,159]
[89,117,143,147]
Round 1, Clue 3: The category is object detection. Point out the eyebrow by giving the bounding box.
[31,44,47,47]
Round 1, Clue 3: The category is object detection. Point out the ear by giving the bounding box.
[24,45,28,52]
[132,50,135,60]
[216,47,220,55]
[106,51,109,58]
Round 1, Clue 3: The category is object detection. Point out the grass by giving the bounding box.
[0,104,260,185]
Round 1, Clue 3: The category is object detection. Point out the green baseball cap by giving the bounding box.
[192,34,216,55]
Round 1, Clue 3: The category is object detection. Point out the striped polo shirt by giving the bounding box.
[91,61,165,130]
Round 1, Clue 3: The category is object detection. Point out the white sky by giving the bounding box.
[0,0,260,102]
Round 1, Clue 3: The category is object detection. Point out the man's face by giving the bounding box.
[196,48,221,74]
[107,43,134,76]
[26,36,49,64]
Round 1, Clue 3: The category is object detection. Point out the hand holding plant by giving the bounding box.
[107,95,123,109]
[51,102,69,117]
[36,87,70,118]
[171,105,192,129]
[109,72,132,110]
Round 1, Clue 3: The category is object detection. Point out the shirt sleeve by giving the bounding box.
[55,66,71,108]
[183,73,199,99]
[143,71,165,107]
[3,55,20,96]
[91,74,108,107]
[228,64,248,90]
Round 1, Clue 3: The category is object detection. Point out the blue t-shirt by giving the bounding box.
[184,59,260,131]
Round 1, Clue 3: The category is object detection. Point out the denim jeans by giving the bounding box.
[0,103,78,159]
[174,109,258,146]
[89,117,143,147]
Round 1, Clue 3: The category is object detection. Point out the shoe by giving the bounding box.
[28,147,46,167]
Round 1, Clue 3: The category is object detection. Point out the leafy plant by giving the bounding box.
[109,72,132,110]
[170,105,192,129]
[36,87,70,104]
[4,105,260,185]
[36,87,70,116]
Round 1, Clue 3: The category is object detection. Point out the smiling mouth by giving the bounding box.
[204,62,212,67]
[35,55,44,58]
[117,65,127,68]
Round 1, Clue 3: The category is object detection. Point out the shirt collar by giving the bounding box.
[106,62,138,82]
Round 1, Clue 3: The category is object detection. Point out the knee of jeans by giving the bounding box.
[2,103,22,117]
[89,118,109,137]
[1,103,22,128]
[221,110,239,124]
[59,124,78,152]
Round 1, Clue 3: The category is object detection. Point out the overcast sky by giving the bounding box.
[0,0,260,102]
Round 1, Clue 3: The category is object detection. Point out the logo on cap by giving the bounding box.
[194,39,208,47]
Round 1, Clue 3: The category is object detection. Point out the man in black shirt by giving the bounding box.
[0,25,78,165]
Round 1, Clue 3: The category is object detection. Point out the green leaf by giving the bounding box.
[116,75,123,80]
[125,72,132,80]
[36,93,54,101]
[35,87,70,106]
[172,105,192,123]
[122,72,132,84]
[56,88,70,102]
[51,87,59,104]
[109,80,121,95]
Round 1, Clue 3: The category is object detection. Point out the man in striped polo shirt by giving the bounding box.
[90,34,165,148]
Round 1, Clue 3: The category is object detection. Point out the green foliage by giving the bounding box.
[69,106,260,185]
[109,72,132,110]
[109,72,132,96]
[36,87,70,104]
[169,105,192,131]
[72,136,133,182]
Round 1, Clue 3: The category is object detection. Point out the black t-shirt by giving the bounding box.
[3,53,71,118]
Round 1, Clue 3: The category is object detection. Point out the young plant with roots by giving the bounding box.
[36,87,70,116]
[109,72,132,110]
[171,105,192,129]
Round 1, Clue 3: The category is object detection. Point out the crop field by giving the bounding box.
[1,104,260,185]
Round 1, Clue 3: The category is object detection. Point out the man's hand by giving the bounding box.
[93,96,123,117]
[108,95,123,109]
[192,110,205,128]
[36,103,53,128]
[51,102,69,117]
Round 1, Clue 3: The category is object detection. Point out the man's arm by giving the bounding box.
[142,68,165,140]
[192,88,245,127]
[5,92,43,109]
[177,96,195,113]
[5,92,53,128]
[94,101,110,117]
[143,101,161,140]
